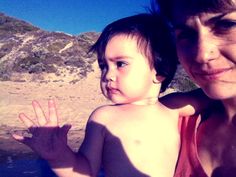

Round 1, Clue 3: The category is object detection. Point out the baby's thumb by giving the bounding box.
[12,132,33,148]
[60,124,72,138]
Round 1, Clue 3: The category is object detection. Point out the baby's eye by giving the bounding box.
[116,61,127,68]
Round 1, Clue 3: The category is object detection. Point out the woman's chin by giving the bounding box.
[202,86,235,100]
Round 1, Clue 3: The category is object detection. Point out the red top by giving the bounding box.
[175,116,208,177]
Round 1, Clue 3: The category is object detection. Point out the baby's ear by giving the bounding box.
[153,74,165,84]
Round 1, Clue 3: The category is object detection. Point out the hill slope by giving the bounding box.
[0,13,99,83]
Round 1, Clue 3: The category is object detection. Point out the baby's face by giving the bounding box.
[99,34,158,105]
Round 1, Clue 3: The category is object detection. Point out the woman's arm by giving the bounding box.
[160,88,213,116]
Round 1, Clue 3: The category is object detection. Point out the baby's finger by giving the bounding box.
[12,133,33,148]
[19,113,36,128]
[48,99,58,126]
[12,133,24,141]
[61,124,71,136]
[32,100,47,126]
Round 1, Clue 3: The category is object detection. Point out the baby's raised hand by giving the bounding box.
[13,100,71,162]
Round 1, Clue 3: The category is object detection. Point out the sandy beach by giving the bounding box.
[0,67,110,177]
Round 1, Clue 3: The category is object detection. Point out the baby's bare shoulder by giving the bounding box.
[89,104,122,125]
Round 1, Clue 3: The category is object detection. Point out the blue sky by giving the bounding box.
[0,0,152,35]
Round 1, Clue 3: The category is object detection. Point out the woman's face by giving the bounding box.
[173,8,236,100]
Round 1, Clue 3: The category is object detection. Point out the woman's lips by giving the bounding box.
[193,68,232,80]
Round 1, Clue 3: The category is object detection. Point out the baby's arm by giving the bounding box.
[160,88,212,116]
[79,106,108,176]
[12,100,91,177]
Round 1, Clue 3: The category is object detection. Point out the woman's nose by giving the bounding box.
[194,32,220,64]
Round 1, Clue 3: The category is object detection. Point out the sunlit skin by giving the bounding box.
[173,7,236,176]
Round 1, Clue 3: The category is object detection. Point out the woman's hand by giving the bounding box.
[12,99,71,162]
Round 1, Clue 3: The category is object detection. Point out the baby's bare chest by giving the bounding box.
[106,111,180,152]
[101,115,180,176]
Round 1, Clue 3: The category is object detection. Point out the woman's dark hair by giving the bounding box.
[156,0,236,21]
[90,13,178,92]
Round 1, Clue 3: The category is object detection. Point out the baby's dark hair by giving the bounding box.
[90,13,178,92]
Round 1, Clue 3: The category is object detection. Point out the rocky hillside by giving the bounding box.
[0,13,196,91]
[0,13,99,83]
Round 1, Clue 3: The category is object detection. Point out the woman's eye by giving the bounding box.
[175,29,196,42]
[116,61,127,68]
[214,20,236,33]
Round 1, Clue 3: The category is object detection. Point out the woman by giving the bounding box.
[156,0,236,176]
